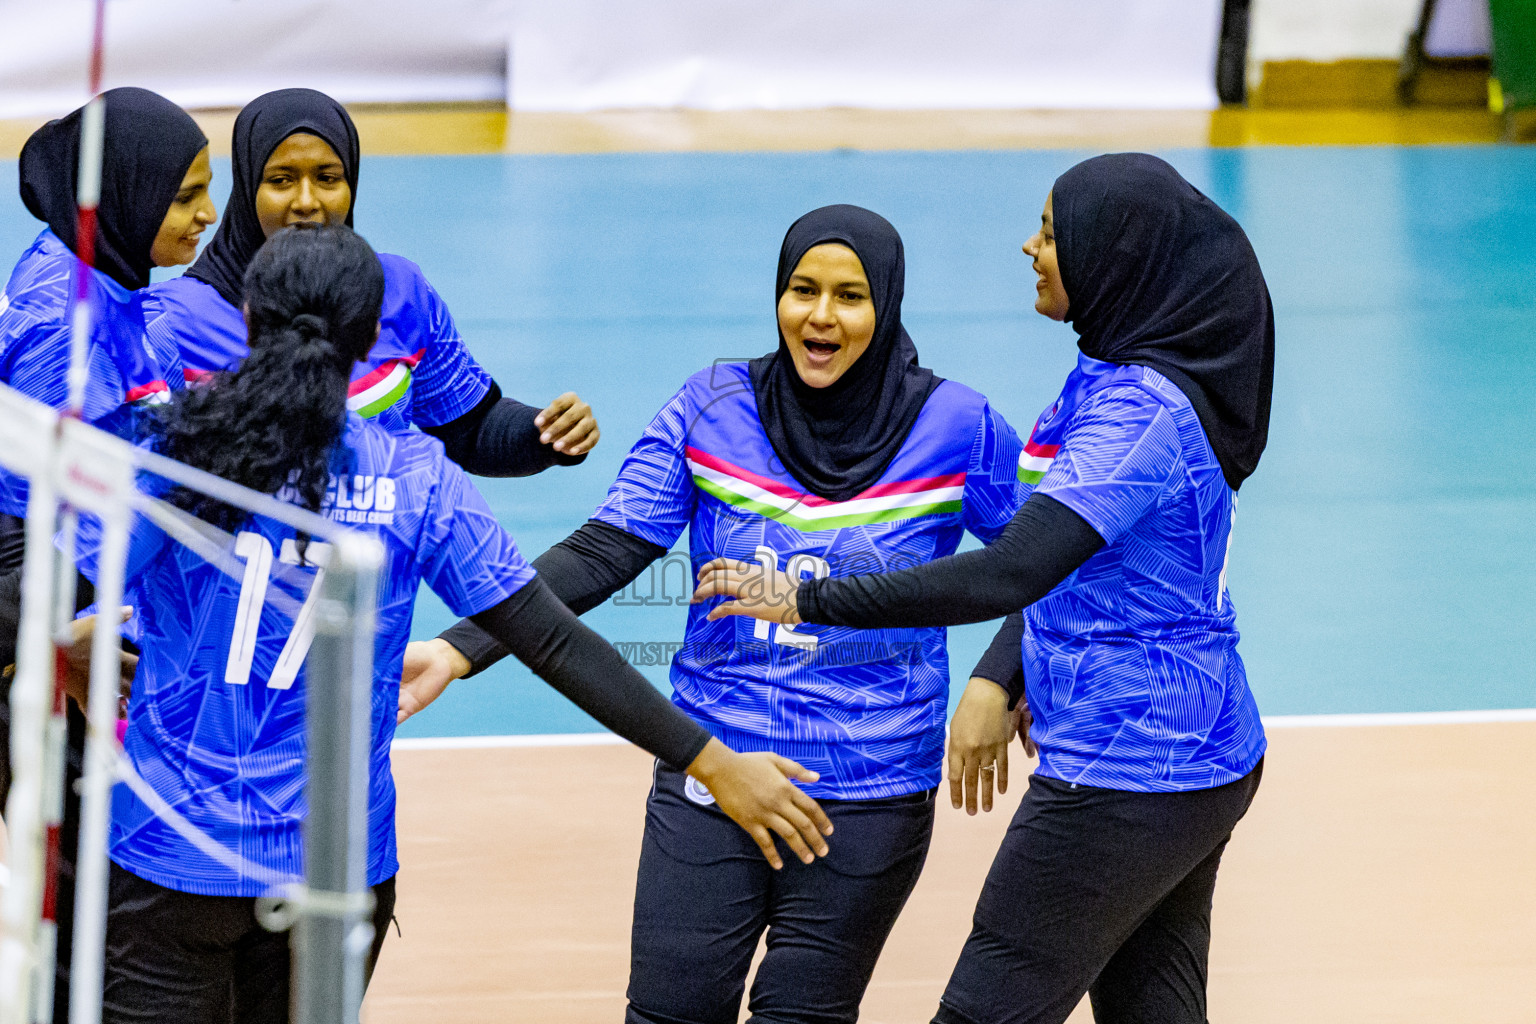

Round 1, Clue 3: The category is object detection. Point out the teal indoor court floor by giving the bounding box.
[4,145,1533,739]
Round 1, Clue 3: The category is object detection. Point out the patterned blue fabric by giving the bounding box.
[0,229,183,515]
[142,252,494,431]
[594,363,1023,800]
[1022,352,1266,792]
[76,415,535,896]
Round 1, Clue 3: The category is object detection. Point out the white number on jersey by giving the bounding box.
[224,532,334,688]
[749,545,830,652]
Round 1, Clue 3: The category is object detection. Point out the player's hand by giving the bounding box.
[56,608,138,715]
[948,677,1012,815]
[685,738,833,870]
[397,638,472,724]
[692,558,802,625]
[535,392,600,456]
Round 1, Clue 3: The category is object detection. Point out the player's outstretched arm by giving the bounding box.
[421,387,599,477]
[411,521,669,701]
[467,577,831,868]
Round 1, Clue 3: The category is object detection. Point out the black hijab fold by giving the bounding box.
[750,205,940,502]
[187,88,360,306]
[1052,153,1275,490]
[19,87,207,291]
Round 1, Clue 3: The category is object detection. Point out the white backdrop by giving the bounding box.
[0,0,1225,118]
[509,0,1224,111]
[0,0,515,118]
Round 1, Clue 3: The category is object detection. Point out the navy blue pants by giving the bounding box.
[935,761,1264,1024]
[626,763,935,1024]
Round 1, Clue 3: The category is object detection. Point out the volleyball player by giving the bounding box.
[142,87,599,480]
[697,154,1274,1024]
[73,224,830,1024]
[0,87,213,1024]
[404,205,1027,1024]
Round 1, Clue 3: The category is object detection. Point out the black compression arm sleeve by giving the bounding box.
[971,612,1027,708]
[439,520,666,677]
[798,493,1105,630]
[420,383,586,477]
[469,576,711,769]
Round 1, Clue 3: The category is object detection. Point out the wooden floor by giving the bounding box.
[366,720,1536,1024]
[0,106,1516,160]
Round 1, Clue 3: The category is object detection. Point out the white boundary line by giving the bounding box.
[391,708,1536,752]
[392,733,626,752]
[1261,708,1536,728]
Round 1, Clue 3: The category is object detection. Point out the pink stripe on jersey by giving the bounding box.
[125,381,169,403]
[1024,436,1060,458]
[685,446,964,506]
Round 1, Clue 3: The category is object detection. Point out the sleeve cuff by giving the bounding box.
[437,618,511,678]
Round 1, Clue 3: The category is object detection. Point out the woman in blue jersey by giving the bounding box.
[698,155,1274,1024]
[142,87,600,479]
[407,205,1027,1023]
[0,87,214,1024]
[1,87,213,529]
[77,224,830,1024]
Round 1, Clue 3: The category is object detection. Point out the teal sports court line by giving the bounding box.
[3,145,1533,738]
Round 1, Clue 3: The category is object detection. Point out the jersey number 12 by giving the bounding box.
[750,545,828,652]
[225,532,334,689]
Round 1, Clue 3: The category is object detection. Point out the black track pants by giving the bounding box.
[101,862,397,1024]
[934,761,1263,1024]
[627,763,935,1024]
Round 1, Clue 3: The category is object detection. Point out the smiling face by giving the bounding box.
[1022,191,1070,321]
[776,243,877,389]
[253,133,352,238]
[149,146,216,267]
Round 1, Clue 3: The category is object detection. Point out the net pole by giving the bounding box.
[0,411,60,1024]
[32,518,80,1024]
[66,508,129,1024]
[292,539,381,1024]
[44,7,107,1021]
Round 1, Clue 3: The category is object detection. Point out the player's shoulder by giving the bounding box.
[377,252,424,281]
[2,231,72,317]
[143,274,224,322]
[677,361,752,404]
[340,411,448,482]
[1080,368,1183,419]
[928,378,991,419]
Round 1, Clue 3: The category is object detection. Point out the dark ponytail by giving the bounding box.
[155,224,385,532]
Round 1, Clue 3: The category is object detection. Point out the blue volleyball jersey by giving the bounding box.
[142,252,494,433]
[1018,352,1266,792]
[76,415,534,896]
[595,362,1024,800]
[0,229,182,516]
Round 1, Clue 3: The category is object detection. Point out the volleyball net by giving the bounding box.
[0,380,385,1024]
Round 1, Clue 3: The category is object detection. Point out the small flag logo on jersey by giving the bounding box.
[1017,435,1060,485]
[126,380,171,406]
[347,349,425,419]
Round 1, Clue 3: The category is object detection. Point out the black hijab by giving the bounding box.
[19,88,207,291]
[186,88,360,306]
[750,205,940,502]
[1052,153,1275,490]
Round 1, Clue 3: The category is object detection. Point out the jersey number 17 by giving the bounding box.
[225,532,334,689]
